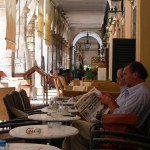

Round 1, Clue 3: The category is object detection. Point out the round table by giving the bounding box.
[6,143,60,150]
[42,106,78,114]
[63,101,76,106]
[28,113,80,122]
[9,125,79,139]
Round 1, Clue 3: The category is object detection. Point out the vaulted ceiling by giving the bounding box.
[52,0,108,30]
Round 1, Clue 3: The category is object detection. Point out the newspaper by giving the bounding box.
[74,87,104,121]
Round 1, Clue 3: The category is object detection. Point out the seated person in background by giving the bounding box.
[53,72,58,77]
[48,70,56,89]
[48,70,58,77]
[62,66,129,150]
[100,66,127,115]
[48,70,53,77]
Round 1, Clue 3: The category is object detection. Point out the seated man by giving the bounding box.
[62,66,129,150]
[62,61,150,150]
[102,61,150,129]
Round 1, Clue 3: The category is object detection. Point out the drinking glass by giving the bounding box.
[57,101,63,113]
[49,97,57,111]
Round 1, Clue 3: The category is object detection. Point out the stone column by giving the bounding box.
[48,31,55,72]
[52,33,58,73]
[0,7,13,77]
[63,40,67,69]
[27,14,37,66]
[61,38,66,69]
[57,35,62,70]
[15,4,30,73]
[59,37,63,69]
[69,46,73,70]
[65,41,70,69]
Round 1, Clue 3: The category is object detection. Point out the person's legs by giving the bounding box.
[62,120,94,150]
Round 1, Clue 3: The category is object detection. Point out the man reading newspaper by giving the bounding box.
[62,62,150,150]
[62,66,134,150]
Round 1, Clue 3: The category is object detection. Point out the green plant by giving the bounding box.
[85,70,97,80]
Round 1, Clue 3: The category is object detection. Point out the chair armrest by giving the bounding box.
[89,122,103,133]
[0,117,42,128]
[29,104,49,110]
[90,130,150,149]
[92,138,150,149]
[91,130,150,142]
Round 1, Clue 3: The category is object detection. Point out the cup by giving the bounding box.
[49,97,57,111]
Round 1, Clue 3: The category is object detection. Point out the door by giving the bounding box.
[112,38,136,82]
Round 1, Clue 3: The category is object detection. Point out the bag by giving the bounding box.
[101,113,137,149]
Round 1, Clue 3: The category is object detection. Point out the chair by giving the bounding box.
[19,89,48,111]
[10,91,25,112]
[2,94,42,128]
[3,94,17,120]
[47,73,55,89]
[8,91,46,117]
[58,76,68,89]
[53,78,63,97]
[0,121,25,142]
[90,113,150,150]
[3,93,36,119]
[0,116,43,142]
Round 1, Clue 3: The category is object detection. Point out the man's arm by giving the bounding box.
[98,94,119,113]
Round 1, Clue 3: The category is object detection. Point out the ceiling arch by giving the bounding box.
[73,31,102,49]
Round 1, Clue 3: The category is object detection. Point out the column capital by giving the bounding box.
[50,31,55,36]
[63,39,68,45]
[31,14,37,22]
[54,34,63,40]
[23,6,30,14]
[53,33,59,38]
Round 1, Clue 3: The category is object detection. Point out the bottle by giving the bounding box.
[0,140,6,150]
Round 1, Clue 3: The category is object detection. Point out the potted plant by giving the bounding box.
[85,70,97,80]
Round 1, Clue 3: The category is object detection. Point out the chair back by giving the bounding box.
[19,89,31,109]
[58,76,68,88]
[3,94,16,120]
[146,113,150,137]
[101,113,137,149]
[137,112,150,136]
[53,78,62,97]
[10,91,25,111]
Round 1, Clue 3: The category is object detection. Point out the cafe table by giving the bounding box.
[62,101,75,106]
[28,113,80,122]
[41,106,78,114]
[9,124,79,139]
[6,143,60,150]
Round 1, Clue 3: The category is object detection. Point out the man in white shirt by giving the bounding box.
[62,67,128,150]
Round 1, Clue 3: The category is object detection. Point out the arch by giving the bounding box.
[72,31,102,70]
[73,31,102,48]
